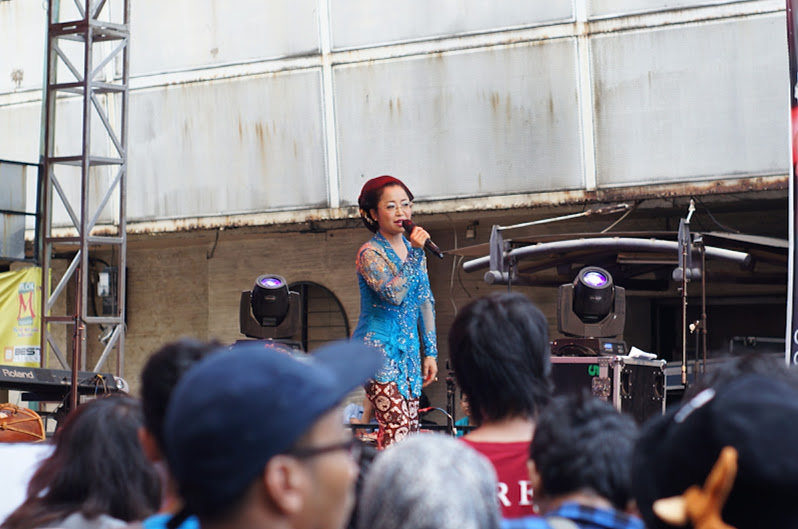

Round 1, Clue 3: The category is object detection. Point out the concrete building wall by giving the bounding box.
[0,1,790,228]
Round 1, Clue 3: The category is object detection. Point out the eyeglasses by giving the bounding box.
[288,437,362,461]
[379,200,413,213]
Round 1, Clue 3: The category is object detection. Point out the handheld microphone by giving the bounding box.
[402,219,445,259]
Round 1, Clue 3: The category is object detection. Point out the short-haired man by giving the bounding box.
[138,338,220,529]
[502,393,643,529]
[448,292,553,519]
[162,340,382,529]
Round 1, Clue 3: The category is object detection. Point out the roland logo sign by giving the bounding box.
[1,368,35,379]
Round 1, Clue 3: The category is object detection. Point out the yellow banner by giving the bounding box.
[0,267,42,367]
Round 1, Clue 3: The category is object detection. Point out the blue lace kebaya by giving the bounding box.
[352,232,438,399]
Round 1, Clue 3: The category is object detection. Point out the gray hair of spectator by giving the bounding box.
[357,434,501,529]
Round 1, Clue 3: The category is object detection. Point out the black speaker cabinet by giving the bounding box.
[550,355,666,424]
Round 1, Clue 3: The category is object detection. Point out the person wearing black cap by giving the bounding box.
[353,175,439,448]
[632,372,798,529]
[162,340,383,529]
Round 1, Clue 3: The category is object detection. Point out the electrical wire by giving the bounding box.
[456,255,472,299]
[692,196,742,234]
[418,406,456,434]
[447,214,460,317]
[601,201,639,233]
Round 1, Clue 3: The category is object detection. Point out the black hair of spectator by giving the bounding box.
[530,392,638,510]
[448,292,552,425]
[140,337,221,453]
[346,441,379,529]
[1,395,161,529]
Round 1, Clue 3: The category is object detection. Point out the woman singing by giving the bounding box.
[352,175,439,449]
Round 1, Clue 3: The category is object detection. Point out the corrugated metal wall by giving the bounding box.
[0,0,789,225]
[329,3,574,48]
[0,161,30,259]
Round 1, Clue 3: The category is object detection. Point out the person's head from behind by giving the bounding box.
[163,340,383,529]
[448,292,552,425]
[357,175,414,234]
[139,337,220,462]
[632,373,798,529]
[1,395,160,529]
[357,434,500,529]
[530,392,638,513]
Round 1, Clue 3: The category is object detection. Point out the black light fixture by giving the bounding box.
[572,267,615,323]
[240,274,300,341]
[250,274,290,326]
[557,266,626,339]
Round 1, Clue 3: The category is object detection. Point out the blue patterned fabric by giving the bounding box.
[352,232,437,399]
[143,513,200,529]
[501,503,644,529]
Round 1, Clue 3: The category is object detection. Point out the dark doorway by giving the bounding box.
[288,282,350,352]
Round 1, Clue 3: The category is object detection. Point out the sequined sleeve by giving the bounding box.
[419,299,437,358]
[357,246,424,306]
[418,257,438,358]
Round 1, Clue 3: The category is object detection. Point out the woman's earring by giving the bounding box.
[360,209,376,225]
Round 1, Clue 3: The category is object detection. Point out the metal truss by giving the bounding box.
[40,0,129,391]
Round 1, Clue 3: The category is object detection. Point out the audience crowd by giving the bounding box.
[2,292,797,529]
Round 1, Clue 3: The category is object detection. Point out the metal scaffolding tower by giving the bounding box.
[40,0,129,409]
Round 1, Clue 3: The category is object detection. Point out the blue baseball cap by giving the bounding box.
[163,339,382,517]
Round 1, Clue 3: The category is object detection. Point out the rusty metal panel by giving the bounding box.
[0,210,25,259]
[335,40,584,205]
[592,15,789,187]
[0,163,24,211]
[0,161,27,259]
[589,0,749,19]
[330,1,574,50]
[0,102,40,164]
[127,69,327,220]
[0,1,45,94]
[130,0,320,76]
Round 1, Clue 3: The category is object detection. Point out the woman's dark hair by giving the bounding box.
[1,395,161,529]
[357,175,414,233]
[448,292,552,425]
[531,392,638,510]
[141,338,221,453]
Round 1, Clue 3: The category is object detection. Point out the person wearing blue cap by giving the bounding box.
[162,340,383,529]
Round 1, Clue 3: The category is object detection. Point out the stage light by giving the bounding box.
[250,274,290,326]
[557,266,626,339]
[572,267,614,324]
[240,274,300,342]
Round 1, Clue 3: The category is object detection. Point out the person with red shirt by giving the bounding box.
[448,292,553,519]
